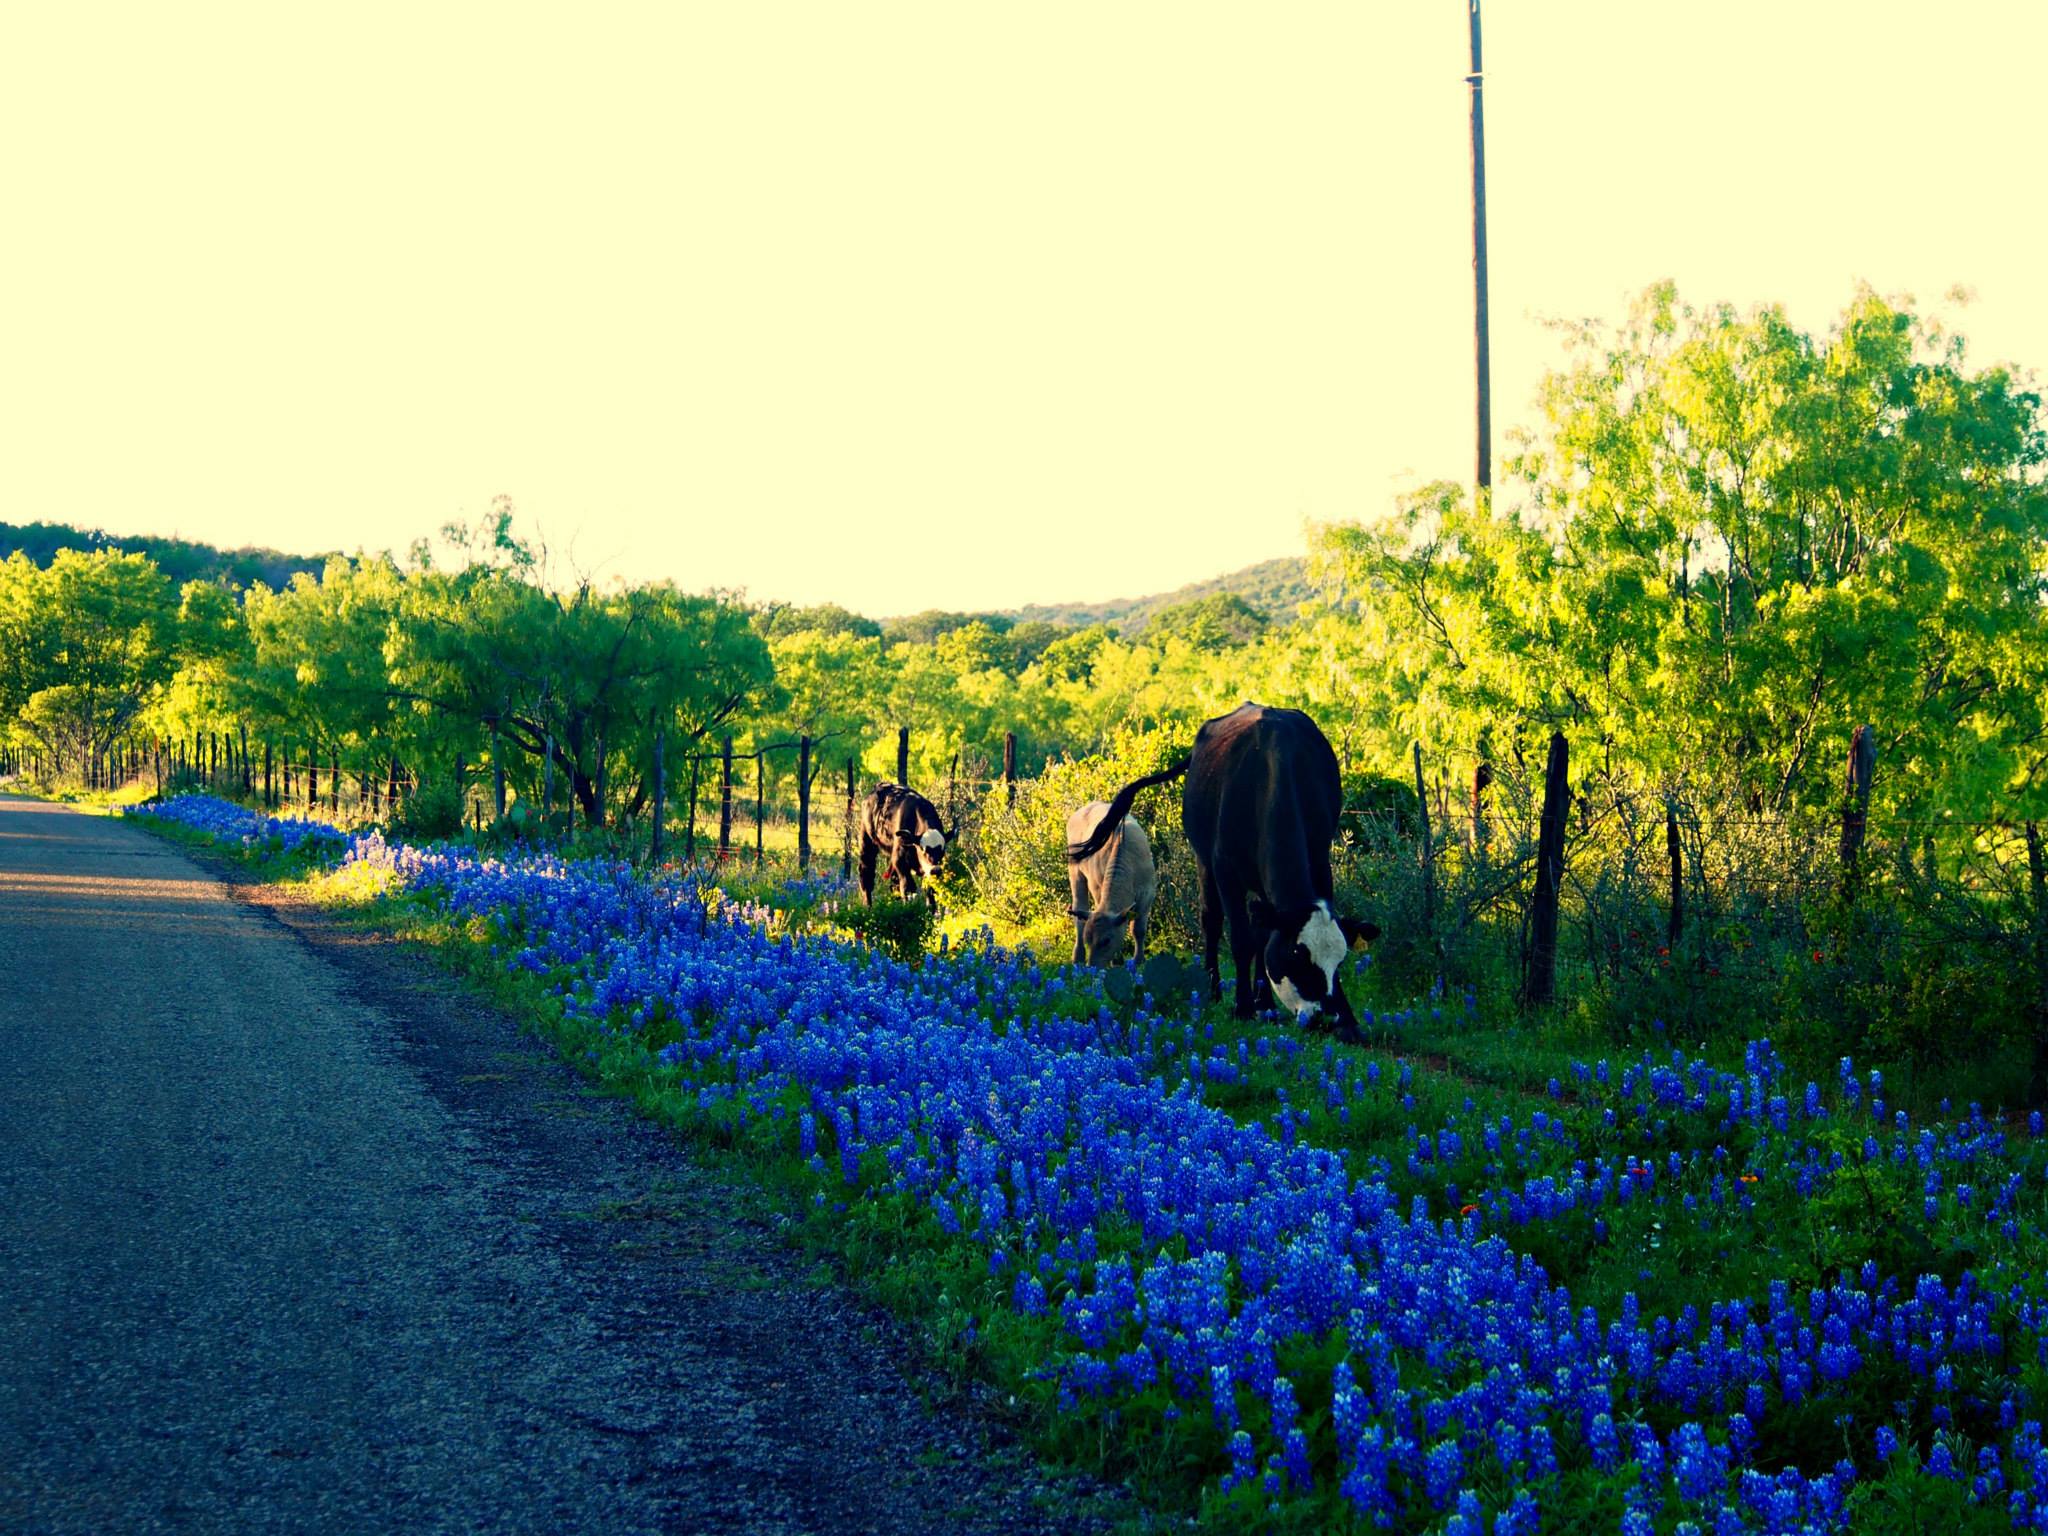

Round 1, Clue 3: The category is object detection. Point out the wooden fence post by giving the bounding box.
[718,735,734,861]
[308,750,318,812]
[685,753,701,863]
[2028,821,2048,1104]
[330,752,339,816]
[797,734,812,872]
[1666,797,1684,948]
[492,727,507,820]
[1413,742,1434,936]
[897,726,909,786]
[263,741,273,807]
[948,752,959,829]
[649,726,666,865]
[1470,760,1492,852]
[542,733,554,821]
[1839,723,1877,888]
[1003,731,1017,807]
[1523,731,1569,1007]
[754,753,765,867]
[842,758,856,880]
[239,724,250,793]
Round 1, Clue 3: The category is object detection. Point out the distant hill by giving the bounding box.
[0,521,332,590]
[1003,556,1312,634]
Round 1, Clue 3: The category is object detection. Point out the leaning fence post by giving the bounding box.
[897,726,909,786]
[684,753,701,863]
[1470,760,1492,852]
[718,735,734,862]
[2028,822,2048,1103]
[649,725,666,865]
[842,757,856,880]
[1413,742,1434,936]
[1003,731,1017,807]
[1524,730,1570,1007]
[797,734,812,871]
[1839,723,1877,889]
[1666,797,1684,948]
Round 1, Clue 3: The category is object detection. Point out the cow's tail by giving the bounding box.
[1066,761,1189,863]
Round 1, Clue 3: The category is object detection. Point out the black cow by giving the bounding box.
[1067,703,1378,1038]
[857,782,952,905]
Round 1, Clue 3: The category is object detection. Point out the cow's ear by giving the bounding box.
[1068,906,1090,920]
[1246,894,1278,930]
[1111,907,1135,926]
[1339,916,1380,950]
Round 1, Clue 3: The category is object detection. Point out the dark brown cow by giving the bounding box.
[857,782,951,905]
[1067,703,1378,1037]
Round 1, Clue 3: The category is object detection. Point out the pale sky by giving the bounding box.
[3,3,2043,614]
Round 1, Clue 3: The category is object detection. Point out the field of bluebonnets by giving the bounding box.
[129,792,2048,1535]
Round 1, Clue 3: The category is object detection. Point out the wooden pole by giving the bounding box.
[492,726,507,819]
[308,750,318,812]
[1666,798,1684,948]
[1413,742,1434,935]
[239,723,250,793]
[1470,759,1492,852]
[330,751,339,816]
[685,753,701,863]
[718,735,734,861]
[1003,731,1017,807]
[649,725,666,865]
[2028,821,2048,1104]
[1839,723,1877,886]
[1524,731,1569,1007]
[797,734,812,872]
[842,757,856,881]
[754,753,765,867]
[263,741,272,807]
[1468,0,1492,495]
[896,726,909,786]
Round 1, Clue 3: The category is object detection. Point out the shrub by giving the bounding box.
[390,778,467,840]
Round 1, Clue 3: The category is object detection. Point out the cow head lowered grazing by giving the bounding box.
[1066,703,1379,1039]
[1065,799,1157,966]
[857,782,953,905]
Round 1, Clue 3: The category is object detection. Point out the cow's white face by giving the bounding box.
[916,827,946,875]
[1271,903,1346,1020]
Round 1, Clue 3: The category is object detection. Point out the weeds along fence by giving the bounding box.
[100,715,2048,1083]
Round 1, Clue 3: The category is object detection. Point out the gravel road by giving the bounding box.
[0,796,1126,1535]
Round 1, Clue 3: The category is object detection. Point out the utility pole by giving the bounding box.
[1467,0,1492,496]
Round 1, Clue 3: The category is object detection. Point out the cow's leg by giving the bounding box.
[858,835,881,905]
[1133,903,1149,965]
[1199,866,1225,1002]
[1219,881,1259,1020]
[1069,867,1090,964]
